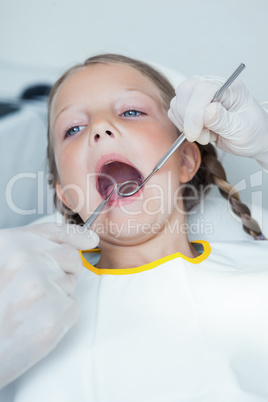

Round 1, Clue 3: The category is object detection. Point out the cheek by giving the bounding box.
[55,143,101,219]
[132,121,178,160]
[55,144,87,212]
[148,121,178,151]
[55,140,85,185]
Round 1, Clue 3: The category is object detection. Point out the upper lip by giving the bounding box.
[95,152,142,177]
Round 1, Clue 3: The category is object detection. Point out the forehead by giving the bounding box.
[53,63,163,110]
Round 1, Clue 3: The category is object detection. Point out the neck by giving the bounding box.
[96,217,199,269]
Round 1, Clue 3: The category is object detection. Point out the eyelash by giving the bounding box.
[64,125,87,139]
[63,109,145,139]
[121,109,144,118]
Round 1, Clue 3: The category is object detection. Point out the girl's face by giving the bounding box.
[52,63,197,246]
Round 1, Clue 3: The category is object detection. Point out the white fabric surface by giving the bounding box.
[0,105,54,229]
[1,240,268,402]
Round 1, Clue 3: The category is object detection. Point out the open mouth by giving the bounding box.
[97,161,143,199]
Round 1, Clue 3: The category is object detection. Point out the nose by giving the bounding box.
[89,116,119,145]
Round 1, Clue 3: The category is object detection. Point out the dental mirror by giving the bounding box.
[84,63,245,228]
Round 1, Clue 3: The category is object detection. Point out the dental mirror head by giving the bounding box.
[117,180,140,197]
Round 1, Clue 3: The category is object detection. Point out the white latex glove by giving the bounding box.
[0,223,99,389]
[168,76,268,171]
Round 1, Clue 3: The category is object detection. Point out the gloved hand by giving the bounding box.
[168,76,268,171]
[0,223,99,389]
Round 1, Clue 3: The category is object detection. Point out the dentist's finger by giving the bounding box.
[27,223,99,250]
[183,81,220,141]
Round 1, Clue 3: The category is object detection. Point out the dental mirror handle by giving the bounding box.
[146,63,246,179]
[84,184,117,229]
[137,133,186,190]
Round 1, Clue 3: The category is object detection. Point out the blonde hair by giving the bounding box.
[47,53,265,240]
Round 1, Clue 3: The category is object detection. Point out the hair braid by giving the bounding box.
[197,143,266,240]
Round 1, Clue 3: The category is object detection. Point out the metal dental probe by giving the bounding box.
[83,184,118,229]
[84,63,245,229]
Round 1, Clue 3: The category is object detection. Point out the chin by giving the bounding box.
[96,218,161,247]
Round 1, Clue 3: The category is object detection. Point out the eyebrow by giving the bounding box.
[121,89,165,112]
[122,88,160,102]
[53,88,162,125]
[53,105,72,124]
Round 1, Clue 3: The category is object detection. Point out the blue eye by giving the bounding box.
[65,125,86,138]
[122,110,142,117]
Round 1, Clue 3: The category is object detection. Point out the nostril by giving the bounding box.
[94,131,113,142]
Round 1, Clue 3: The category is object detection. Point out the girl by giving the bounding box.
[1,54,268,401]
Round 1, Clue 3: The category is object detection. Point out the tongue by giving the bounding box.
[97,161,143,199]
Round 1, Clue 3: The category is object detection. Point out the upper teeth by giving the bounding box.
[104,161,114,165]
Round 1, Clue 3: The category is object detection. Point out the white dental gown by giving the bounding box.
[1,240,268,402]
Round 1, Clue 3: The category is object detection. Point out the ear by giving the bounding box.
[55,181,74,211]
[179,142,201,183]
